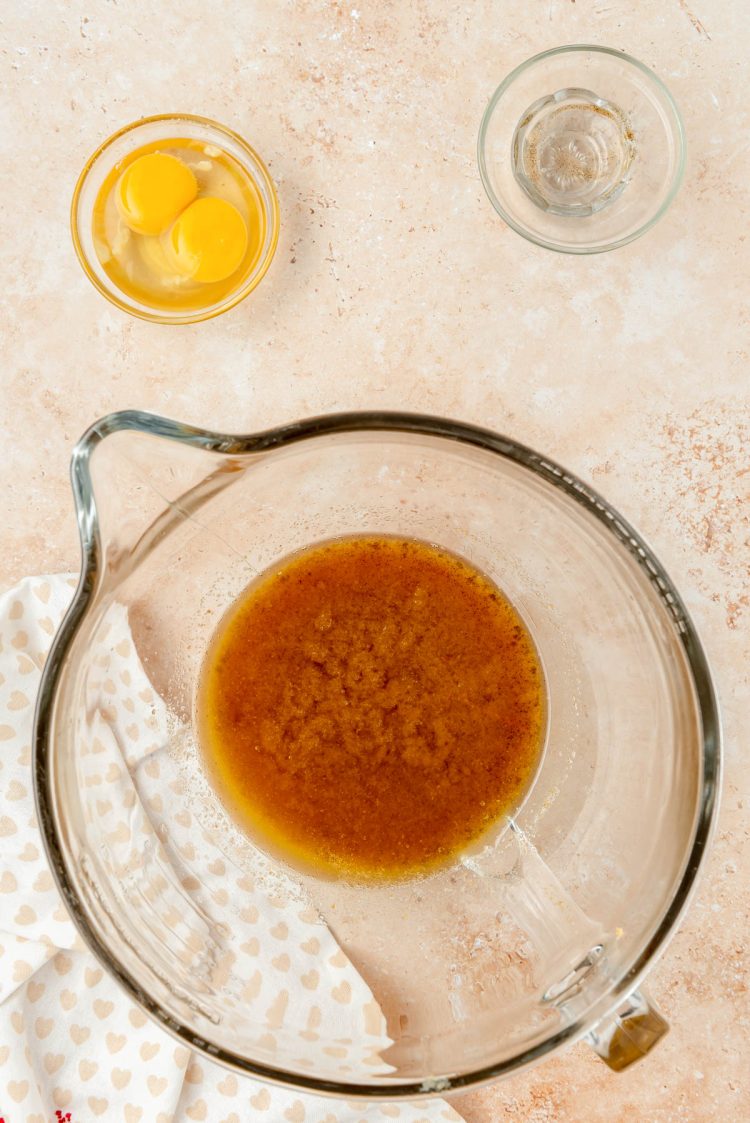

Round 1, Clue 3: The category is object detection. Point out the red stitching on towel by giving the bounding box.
[0,1107,75,1121]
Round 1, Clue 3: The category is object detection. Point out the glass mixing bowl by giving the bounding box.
[34,411,720,1096]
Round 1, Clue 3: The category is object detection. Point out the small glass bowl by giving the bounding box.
[71,114,280,324]
[478,45,686,254]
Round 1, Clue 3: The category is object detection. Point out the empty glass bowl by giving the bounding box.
[34,412,719,1095]
[478,46,686,253]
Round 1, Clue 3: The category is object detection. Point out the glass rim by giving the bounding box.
[70,113,280,324]
[477,44,687,255]
[34,409,720,1097]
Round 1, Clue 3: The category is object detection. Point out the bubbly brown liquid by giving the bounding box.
[198,536,545,879]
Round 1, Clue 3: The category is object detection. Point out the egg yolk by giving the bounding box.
[116,152,198,236]
[166,197,248,283]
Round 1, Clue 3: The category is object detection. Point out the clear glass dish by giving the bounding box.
[478,46,686,253]
[71,114,280,324]
[34,411,720,1096]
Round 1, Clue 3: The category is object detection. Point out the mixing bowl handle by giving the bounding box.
[585,986,669,1071]
[479,823,671,1073]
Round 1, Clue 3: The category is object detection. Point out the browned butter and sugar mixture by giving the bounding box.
[199,536,544,878]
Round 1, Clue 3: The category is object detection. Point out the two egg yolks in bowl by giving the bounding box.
[92,139,265,312]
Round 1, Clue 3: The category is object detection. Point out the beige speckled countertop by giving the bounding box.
[2,2,748,1119]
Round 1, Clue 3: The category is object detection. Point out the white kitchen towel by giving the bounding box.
[0,575,463,1123]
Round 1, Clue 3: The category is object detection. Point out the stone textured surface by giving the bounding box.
[1,1,748,1119]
